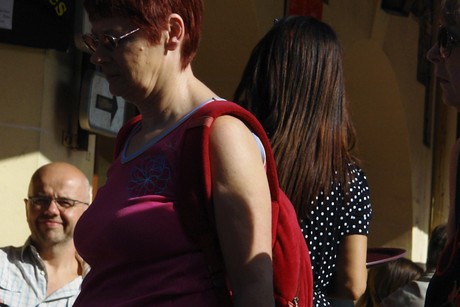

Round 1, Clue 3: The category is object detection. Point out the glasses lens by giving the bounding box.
[55,198,74,208]
[101,34,118,50]
[30,197,51,208]
[82,34,98,52]
[82,29,138,53]
[29,196,79,209]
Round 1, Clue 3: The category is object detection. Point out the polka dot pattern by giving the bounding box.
[300,165,372,306]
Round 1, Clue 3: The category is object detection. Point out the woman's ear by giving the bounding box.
[165,13,184,51]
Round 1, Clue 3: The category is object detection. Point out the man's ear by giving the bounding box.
[165,13,184,51]
[24,198,29,213]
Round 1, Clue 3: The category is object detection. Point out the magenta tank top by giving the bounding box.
[73,104,220,306]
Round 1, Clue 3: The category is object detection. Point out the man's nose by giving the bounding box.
[43,199,61,214]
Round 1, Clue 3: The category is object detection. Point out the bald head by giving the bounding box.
[28,162,91,203]
[26,162,91,249]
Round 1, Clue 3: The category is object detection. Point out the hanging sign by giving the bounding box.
[0,0,74,51]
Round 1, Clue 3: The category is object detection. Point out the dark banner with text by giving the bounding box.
[0,0,74,51]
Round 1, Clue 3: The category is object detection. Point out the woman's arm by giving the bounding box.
[327,234,368,300]
[209,115,274,307]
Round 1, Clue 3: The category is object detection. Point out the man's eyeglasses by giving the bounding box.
[82,28,140,53]
[438,25,460,59]
[27,196,89,209]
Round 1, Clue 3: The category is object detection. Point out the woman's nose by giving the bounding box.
[426,43,441,64]
[90,48,109,65]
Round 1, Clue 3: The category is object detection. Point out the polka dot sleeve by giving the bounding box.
[340,166,372,236]
[300,164,372,306]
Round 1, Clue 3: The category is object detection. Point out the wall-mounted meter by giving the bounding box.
[79,70,128,137]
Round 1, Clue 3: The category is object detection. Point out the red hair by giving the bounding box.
[84,0,203,69]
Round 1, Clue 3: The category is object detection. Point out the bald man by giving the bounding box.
[0,162,91,307]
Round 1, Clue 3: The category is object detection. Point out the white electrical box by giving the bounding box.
[79,70,128,137]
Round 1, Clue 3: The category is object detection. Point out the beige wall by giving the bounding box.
[0,0,454,265]
[323,1,455,262]
[194,0,284,99]
[0,45,95,246]
[324,2,419,259]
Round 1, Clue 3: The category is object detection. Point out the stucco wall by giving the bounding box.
[324,1,454,262]
[194,0,284,99]
[0,45,95,246]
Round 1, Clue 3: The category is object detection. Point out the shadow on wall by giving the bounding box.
[194,0,283,99]
[0,46,96,246]
[344,39,413,252]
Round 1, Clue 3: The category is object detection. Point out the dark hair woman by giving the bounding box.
[234,16,372,306]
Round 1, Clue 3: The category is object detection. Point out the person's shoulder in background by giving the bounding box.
[379,270,434,307]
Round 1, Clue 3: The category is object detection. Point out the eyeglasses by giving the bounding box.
[438,25,460,59]
[27,196,89,210]
[82,28,140,53]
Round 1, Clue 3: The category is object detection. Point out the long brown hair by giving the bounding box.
[234,16,357,219]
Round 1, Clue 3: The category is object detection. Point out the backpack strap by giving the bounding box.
[179,111,232,305]
[177,100,281,305]
[113,101,283,305]
[178,100,281,242]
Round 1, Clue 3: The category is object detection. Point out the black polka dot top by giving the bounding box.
[299,164,372,307]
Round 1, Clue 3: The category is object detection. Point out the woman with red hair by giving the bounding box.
[73,0,275,306]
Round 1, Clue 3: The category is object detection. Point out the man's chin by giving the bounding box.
[37,231,67,245]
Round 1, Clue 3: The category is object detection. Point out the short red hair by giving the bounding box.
[84,0,203,69]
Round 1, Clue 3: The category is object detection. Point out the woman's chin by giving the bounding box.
[442,93,460,110]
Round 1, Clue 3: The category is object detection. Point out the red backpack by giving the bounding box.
[114,100,313,307]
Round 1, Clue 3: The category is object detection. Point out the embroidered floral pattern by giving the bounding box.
[128,155,171,197]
